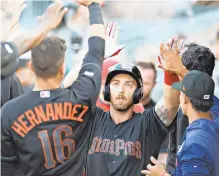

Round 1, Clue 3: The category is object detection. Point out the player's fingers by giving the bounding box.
[173,39,179,53]
[166,42,172,51]
[160,48,165,60]
[157,64,165,70]
[158,56,162,64]
[141,170,151,175]
[20,3,27,13]
[109,22,117,38]
[105,22,113,36]
[60,7,68,18]
[150,156,158,165]
[160,43,167,53]
[147,164,153,170]
[47,3,56,13]
[179,46,188,57]
[178,39,184,51]
[113,25,120,39]
[171,37,178,47]
[54,1,63,14]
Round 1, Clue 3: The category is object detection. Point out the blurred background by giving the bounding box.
[17,0,219,101]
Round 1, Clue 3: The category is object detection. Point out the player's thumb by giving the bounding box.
[150,156,157,164]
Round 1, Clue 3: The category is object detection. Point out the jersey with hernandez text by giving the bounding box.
[1,37,105,176]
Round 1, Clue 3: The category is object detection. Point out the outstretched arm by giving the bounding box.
[1,1,68,78]
[155,40,181,127]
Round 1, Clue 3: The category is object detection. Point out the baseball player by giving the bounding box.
[157,38,219,172]
[85,62,180,176]
[142,70,219,176]
[1,0,105,175]
[1,0,67,78]
[1,1,68,108]
[97,59,144,113]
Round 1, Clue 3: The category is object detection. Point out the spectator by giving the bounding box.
[136,62,156,109]
[1,0,67,108]
[156,38,219,172]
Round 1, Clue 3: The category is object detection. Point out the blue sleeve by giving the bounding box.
[180,143,213,176]
[211,96,219,120]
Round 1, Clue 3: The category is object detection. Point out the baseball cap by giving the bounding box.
[172,70,215,101]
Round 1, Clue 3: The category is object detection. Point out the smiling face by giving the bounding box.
[110,73,137,111]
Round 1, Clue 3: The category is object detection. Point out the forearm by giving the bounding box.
[155,84,180,127]
[7,25,51,56]
[88,2,105,40]
[178,67,188,81]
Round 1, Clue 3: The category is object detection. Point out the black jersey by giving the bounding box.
[86,107,169,176]
[1,74,24,107]
[1,37,105,176]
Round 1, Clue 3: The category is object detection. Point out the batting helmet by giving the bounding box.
[104,63,143,104]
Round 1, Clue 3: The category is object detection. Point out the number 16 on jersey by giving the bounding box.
[38,125,75,169]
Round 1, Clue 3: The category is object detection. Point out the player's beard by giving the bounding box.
[111,94,133,112]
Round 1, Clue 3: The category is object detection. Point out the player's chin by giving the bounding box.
[112,102,126,109]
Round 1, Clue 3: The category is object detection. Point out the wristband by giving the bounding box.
[164,71,179,86]
[88,2,104,25]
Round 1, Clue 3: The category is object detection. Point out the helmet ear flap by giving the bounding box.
[103,85,111,102]
[133,88,143,104]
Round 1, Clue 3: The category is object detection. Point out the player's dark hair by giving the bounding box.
[189,97,214,112]
[182,43,215,76]
[136,62,157,81]
[31,36,66,79]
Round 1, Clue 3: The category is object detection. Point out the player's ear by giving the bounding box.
[183,94,189,105]
[28,61,34,72]
[59,62,66,76]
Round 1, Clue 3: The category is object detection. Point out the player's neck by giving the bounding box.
[141,96,151,106]
[187,108,212,125]
[33,77,61,91]
[110,106,134,124]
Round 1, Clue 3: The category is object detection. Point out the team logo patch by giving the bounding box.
[4,44,13,54]
[84,71,94,77]
[177,142,185,153]
[40,91,50,98]
[203,95,210,100]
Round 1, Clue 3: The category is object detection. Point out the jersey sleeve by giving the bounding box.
[10,74,24,99]
[1,42,19,78]
[1,105,17,175]
[67,37,105,107]
[142,107,168,151]
[180,143,213,176]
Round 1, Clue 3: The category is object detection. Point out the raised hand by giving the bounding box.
[157,37,186,76]
[76,0,103,7]
[105,22,125,59]
[37,1,68,30]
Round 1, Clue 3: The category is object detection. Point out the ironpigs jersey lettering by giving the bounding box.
[86,107,169,176]
[88,137,142,159]
[11,103,89,137]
